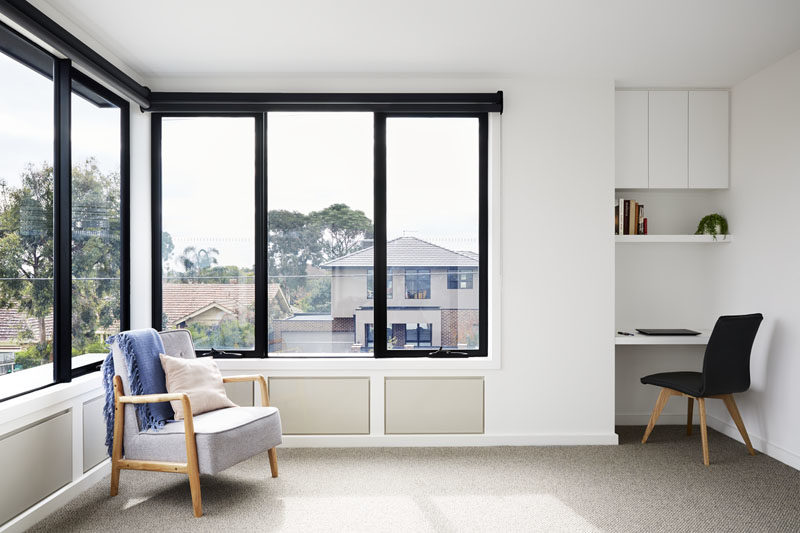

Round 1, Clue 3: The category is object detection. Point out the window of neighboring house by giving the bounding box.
[160,116,256,352]
[367,268,392,299]
[447,267,474,289]
[365,323,392,349]
[405,323,432,347]
[404,268,431,299]
[0,22,130,401]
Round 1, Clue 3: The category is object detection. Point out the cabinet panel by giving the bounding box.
[269,377,369,434]
[689,91,729,188]
[0,411,72,524]
[615,91,649,188]
[385,377,484,434]
[82,396,107,472]
[648,91,688,188]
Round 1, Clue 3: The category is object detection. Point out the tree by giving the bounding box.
[178,246,219,279]
[162,231,175,267]
[0,163,54,350]
[309,203,373,262]
[71,159,122,353]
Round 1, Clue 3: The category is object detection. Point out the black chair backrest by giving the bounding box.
[701,313,763,396]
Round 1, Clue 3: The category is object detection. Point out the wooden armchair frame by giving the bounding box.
[110,374,277,517]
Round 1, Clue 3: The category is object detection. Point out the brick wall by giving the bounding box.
[440,309,479,347]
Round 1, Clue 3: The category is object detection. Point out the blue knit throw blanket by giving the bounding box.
[102,329,174,456]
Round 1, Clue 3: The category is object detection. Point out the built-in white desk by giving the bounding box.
[615,330,711,345]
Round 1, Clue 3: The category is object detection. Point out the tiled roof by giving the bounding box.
[162,283,288,326]
[0,307,53,344]
[321,236,479,268]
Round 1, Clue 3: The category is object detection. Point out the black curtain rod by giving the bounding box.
[0,0,151,108]
[148,91,504,114]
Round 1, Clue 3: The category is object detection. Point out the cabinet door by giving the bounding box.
[649,91,688,188]
[689,90,729,188]
[615,91,648,188]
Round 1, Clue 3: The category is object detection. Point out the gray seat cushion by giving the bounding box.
[127,406,282,475]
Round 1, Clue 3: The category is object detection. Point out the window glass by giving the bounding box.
[267,112,373,354]
[71,84,122,361]
[161,117,255,351]
[386,117,480,351]
[367,268,392,300]
[0,49,54,397]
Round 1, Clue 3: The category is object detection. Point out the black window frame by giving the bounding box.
[367,268,393,299]
[151,103,492,359]
[0,21,131,401]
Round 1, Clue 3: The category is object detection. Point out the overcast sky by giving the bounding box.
[2,51,479,273]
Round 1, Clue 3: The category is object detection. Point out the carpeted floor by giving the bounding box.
[31,426,800,532]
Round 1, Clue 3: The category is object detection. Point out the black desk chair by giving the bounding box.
[640,313,763,465]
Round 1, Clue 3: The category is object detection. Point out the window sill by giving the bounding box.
[0,371,103,426]
[215,354,500,371]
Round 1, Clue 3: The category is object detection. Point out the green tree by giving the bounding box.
[179,246,219,279]
[309,203,373,262]
[162,231,175,268]
[71,159,122,353]
[0,163,54,351]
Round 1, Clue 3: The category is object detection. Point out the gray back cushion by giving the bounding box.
[160,329,196,360]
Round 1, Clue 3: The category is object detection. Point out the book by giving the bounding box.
[643,217,648,235]
[623,200,630,235]
[614,200,619,235]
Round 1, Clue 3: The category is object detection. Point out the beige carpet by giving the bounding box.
[31,426,800,532]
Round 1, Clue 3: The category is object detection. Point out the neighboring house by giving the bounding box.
[0,308,53,373]
[163,283,290,329]
[271,236,479,353]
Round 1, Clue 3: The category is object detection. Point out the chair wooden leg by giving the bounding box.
[268,447,279,478]
[642,388,671,443]
[698,397,709,466]
[110,376,124,497]
[722,394,756,456]
[181,398,203,517]
[687,397,694,436]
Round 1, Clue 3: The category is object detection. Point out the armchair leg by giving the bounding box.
[110,376,124,497]
[268,447,279,478]
[687,397,694,436]
[722,394,756,456]
[698,397,709,466]
[642,388,671,443]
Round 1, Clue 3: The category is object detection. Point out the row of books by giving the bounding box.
[615,198,648,235]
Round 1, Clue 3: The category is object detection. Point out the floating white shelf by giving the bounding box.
[615,234,732,244]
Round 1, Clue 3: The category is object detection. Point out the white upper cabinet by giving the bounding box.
[615,89,729,190]
[648,91,688,188]
[688,91,729,188]
[615,91,649,188]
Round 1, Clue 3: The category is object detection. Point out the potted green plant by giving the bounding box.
[695,213,729,239]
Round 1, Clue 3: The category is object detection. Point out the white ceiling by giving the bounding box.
[37,0,800,88]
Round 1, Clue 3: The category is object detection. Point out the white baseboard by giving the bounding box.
[706,415,800,472]
[281,433,619,447]
[1,459,110,533]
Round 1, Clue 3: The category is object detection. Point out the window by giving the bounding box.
[0,43,54,395]
[405,323,433,347]
[71,73,125,368]
[404,269,431,299]
[367,268,392,299]
[448,267,474,289]
[152,100,491,358]
[0,22,129,400]
[160,116,256,352]
[267,112,373,354]
[383,116,486,353]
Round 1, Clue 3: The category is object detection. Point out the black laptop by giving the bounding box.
[636,328,701,336]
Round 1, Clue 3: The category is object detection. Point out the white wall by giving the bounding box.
[133,75,617,443]
[707,49,800,469]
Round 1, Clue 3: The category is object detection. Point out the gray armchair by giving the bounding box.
[109,329,282,517]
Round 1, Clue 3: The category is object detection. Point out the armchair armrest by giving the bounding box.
[222,374,269,407]
[119,392,187,404]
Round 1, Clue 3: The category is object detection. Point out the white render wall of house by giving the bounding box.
[130,75,617,443]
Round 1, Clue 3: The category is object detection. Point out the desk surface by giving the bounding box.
[615,329,711,345]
